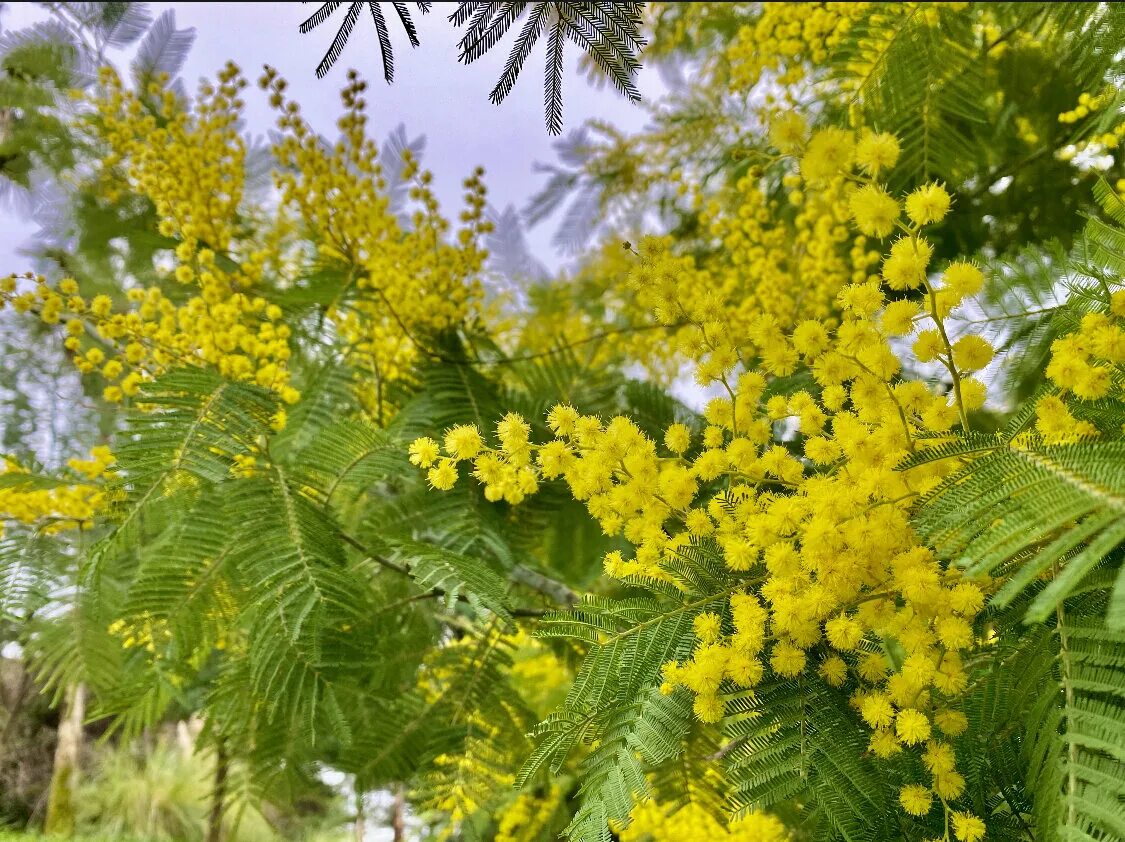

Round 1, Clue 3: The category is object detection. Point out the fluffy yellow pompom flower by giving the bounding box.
[825,613,863,650]
[895,708,931,744]
[693,612,723,644]
[693,693,724,723]
[427,458,459,491]
[913,329,945,363]
[905,183,951,226]
[770,641,807,677]
[882,237,933,289]
[943,262,984,296]
[938,616,974,649]
[409,437,440,468]
[952,335,995,371]
[882,299,921,335]
[935,770,966,800]
[818,655,848,687]
[923,741,957,775]
[861,694,895,729]
[869,728,902,758]
[547,404,580,436]
[664,423,692,454]
[848,185,900,238]
[792,319,831,357]
[768,110,807,153]
[898,784,932,816]
[952,812,987,842]
[855,130,901,175]
[444,425,483,461]
[801,127,855,182]
[935,708,969,736]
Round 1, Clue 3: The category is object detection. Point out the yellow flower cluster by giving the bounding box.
[693,156,873,335]
[2,269,294,411]
[89,63,296,403]
[108,612,171,655]
[261,66,491,408]
[726,3,872,92]
[1055,88,1125,200]
[1058,89,1118,127]
[618,800,786,842]
[415,140,999,829]
[0,65,298,410]
[725,3,965,101]
[419,629,571,834]
[512,124,896,381]
[1036,290,1125,443]
[0,446,114,535]
[494,784,564,842]
[6,62,495,420]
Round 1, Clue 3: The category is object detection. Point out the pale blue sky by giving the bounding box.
[0,1,657,274]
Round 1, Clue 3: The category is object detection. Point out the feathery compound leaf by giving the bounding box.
[724,676,896,837]
[915,440,1125,626]
[544,16,566,137]
[228,472,364,742]
[372,535,513,622]
[93,368,277,567]
[1021,594,1125,842]
[130,9,196,92]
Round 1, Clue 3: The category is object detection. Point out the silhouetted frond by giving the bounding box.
[300,1,430,80]
[452,2,646,134]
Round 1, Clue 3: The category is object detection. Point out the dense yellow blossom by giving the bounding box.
[1036,302,1125,443]
[2,64,495,424]
[261,66,491,410]
[416,143,1005,830]
[0,446,114,534]
[0,65,298,408]
[618,800,786,842]
[899,783,933,816]
[510,124,892,380]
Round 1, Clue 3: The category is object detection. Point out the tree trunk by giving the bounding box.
[44,682,85,836]
[391,787,405,842]
[206,740,229,842]
[353,785,365,842]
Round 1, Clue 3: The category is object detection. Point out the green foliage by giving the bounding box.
[914,439,1125,624]
[516,541,731,840]
[4,4,1125,841]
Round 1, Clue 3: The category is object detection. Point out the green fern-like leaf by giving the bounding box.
[914,440,1125,625]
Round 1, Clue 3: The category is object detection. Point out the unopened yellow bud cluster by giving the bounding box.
[617,799,786,842]
[727,3,872,92]
[1055,88,1125,201]
[1,270,295,411]
[415,127,999,828]
[0,65,299,409]
[261,66,492,401]
[107,611,170,655]
[0,446,115,535]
